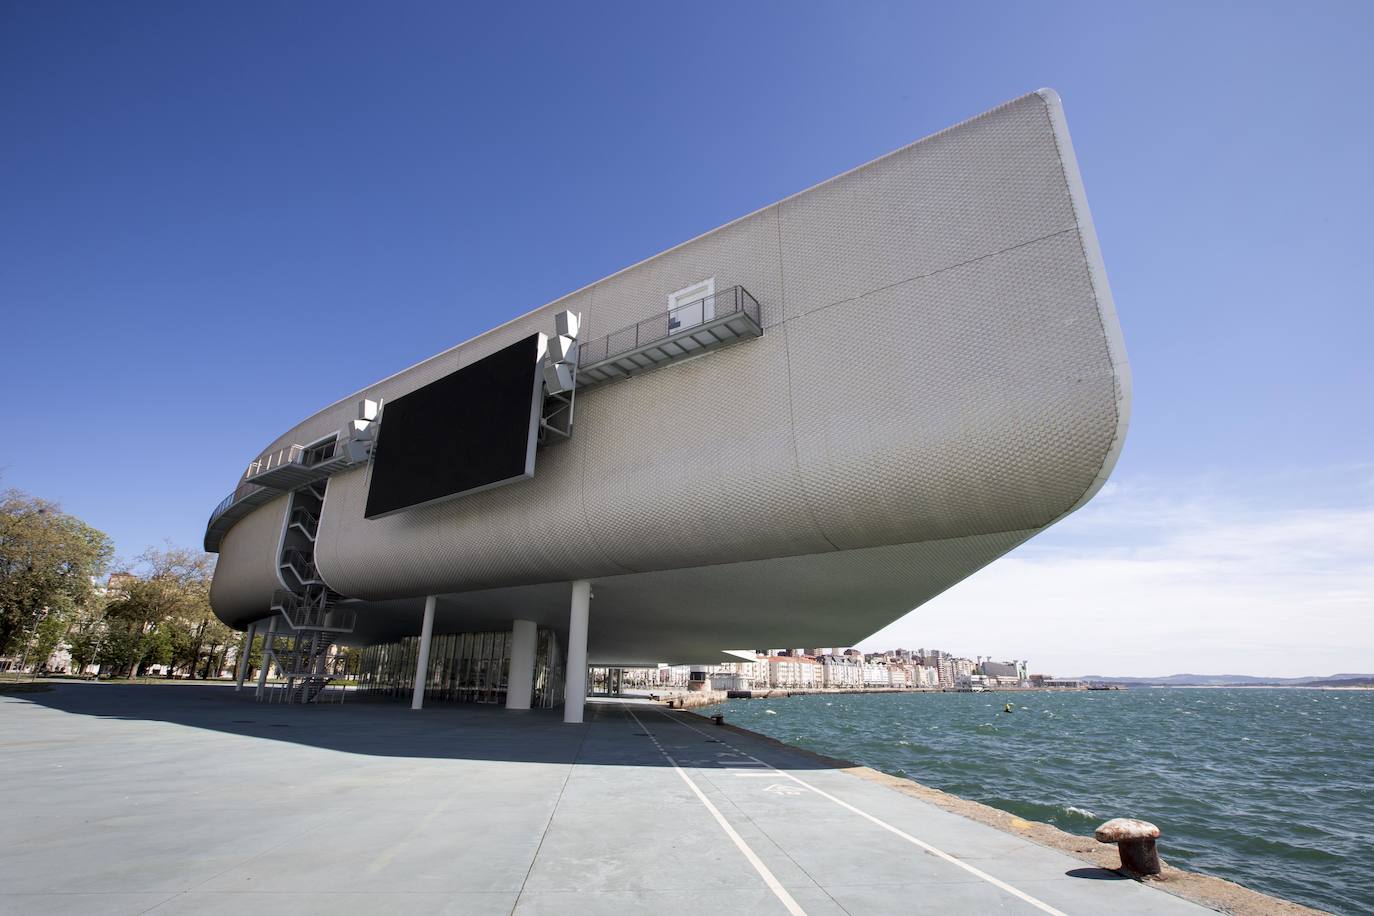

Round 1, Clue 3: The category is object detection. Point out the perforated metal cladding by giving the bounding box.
[578,331,830,570]
[317,331,824,597]
[212,90,1129,657]
[207,492,288,627]
[787,230,1116,550]
[583,528,1037,662]
[586,208,785,335]
[316,418,618,599]
[777,93,1076,322]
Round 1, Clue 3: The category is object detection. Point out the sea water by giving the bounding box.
[702,687,1373,914]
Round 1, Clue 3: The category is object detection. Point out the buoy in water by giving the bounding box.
[1004,703,1014,713]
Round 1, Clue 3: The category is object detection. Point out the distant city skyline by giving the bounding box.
[3,3,1370,678]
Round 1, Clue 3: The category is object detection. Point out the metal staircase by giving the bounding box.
[259,479,358,704]
[280,548,324,586]
[263,590,357,704]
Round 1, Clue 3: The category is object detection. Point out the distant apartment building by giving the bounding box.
[764,654,823,688]
[910,664,940,688]
[820,653,864,688]
[862,660,893,687]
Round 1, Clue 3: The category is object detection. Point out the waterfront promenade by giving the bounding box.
[1,684,1215,915]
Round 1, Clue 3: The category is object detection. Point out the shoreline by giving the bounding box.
[645,684,1374,710]
[647,686,1103,709]
[685,707,1329,916]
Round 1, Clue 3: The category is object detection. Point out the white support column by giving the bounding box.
[411,595,437,710]
[563,580,591,724]
[254,617,277,699]
[234,621,257,691]
[505,619,538,710]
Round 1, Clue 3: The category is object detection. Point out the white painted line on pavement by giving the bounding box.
[627,709,807,916]
[658,710,1071,916]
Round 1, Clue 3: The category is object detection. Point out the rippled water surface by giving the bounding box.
[702,688,1373,914]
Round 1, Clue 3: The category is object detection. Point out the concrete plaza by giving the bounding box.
[0,683,1213,915]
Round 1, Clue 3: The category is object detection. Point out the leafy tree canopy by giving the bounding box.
[0,489,113,654]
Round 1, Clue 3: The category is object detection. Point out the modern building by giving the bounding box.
[980,658,1029,684]
[205,89,1128,721]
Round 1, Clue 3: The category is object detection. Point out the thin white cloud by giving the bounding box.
[858,475,1374,678]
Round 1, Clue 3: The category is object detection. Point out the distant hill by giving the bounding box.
[1301,677,1374,688]
[1070,673,1374,687]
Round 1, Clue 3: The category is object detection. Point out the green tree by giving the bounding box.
[145,547,222,678]
[0,489,112,660]
[28,602,73,672]
[100,546,219,678]
[66,601,109,675]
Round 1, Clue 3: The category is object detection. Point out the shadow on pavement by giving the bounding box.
[5,681,830,769]
[1066,867,1130,880]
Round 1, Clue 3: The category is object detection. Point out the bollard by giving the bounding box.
[1094,818,1161,876]
[711,714,724,726]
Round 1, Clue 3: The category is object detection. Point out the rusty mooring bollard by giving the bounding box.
[711,714,725,726]
[1094,818,1161,875]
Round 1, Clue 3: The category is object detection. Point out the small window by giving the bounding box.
[666,278,715,333]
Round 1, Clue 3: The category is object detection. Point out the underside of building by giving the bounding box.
[205,89,1130,716]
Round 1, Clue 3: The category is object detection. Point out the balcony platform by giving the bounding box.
[245,446,352,490]
[576,285,762,388]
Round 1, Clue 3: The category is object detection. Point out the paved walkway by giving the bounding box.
[0,684,1214,915]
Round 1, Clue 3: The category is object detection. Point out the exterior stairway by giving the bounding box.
[265,588,357,704]
[257,480,359,704]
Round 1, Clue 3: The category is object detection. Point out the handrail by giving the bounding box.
[290,505,319,534]
[244,435,339,482]
[281,548,320,582]
[247,444,305,479]
[206,479,266,529]
[207,436,342,537]
[577,285,760,368]
[271,589,356,632]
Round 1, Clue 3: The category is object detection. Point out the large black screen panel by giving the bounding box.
[364,333,543,519]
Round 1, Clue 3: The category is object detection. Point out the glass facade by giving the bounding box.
[357,628,564,708]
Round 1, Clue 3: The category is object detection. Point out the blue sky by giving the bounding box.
[3,2,1371,675]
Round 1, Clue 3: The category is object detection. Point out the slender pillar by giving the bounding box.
[234,621,257,690]
[411,595,437,710]
[505,619,538,710]
[254,617,277,698]
[563,580,591,724]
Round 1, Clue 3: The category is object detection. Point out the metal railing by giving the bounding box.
[246,444,305,479]
[207,436,341,535]
[271,589,357,632]
[281,548,321,584]
[207,479,265,529]
[244,436,338,481]
[577,285,760,367]
[289,505,319,536]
